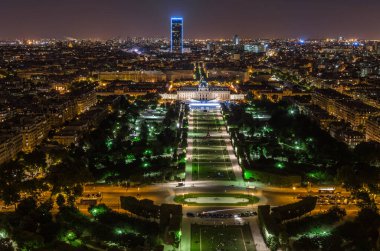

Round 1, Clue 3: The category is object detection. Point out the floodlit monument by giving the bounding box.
[160,77,244,102]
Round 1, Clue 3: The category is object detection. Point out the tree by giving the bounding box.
[0,238,14,251]
[157,128,177,147]
[140,121,149,144]
[337,163,378,190]
[46,158,92,195]
[56,194,66,208]
[21,149,47,179]
[13,230,44,250]
[335,208,380,250]
[1,185,21,206]
[354,142,380,166]
[293,236,318,251]
[16,197,37,216]
[0,161,25,205]
[336,165,360,190]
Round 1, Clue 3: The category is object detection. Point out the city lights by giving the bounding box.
[0,4,378,251]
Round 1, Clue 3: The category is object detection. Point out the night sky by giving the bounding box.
[1,0,379,40]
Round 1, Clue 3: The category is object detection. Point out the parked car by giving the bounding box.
[186,212,195,217]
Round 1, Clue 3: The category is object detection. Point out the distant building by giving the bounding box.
[207,42,216,51]
[252,88,310,102]
[330,99,379,130]
[96,70,194,83]
[75,88,97,114]
[366,117,380,143]
[231,54,241,61]
[244,44,267,53]
[338,129,365,148]
[0,107,10,123]
[165,70,194,81]
[171,17,183,53]
[374,42,380,55]
[207,69,249,82]
[53,106,108,147]
[233,35,240,45]
[312,89,380,131]
[53,130,78,147]
[0,133,23,165]
[182,48,191,53]
[13,115,51,152]
[96,71,167,83]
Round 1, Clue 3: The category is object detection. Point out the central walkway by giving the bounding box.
[185,107,243,183]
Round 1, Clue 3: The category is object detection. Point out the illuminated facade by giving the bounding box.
[171,17,183,53]
[96,71,167,83]
[366,117,380,143]
[312,89,380,130]
[160,78,244,101]
[0,133,23,165]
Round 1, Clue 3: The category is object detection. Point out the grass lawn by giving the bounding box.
[193,155,229,162]
[194,140,227,147]
[193,148,227,155]
[174,193,259,206]
[191,224,256,251]
[192,162,235,180]
[190,110,236,181]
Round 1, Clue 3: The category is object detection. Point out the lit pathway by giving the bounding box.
[249,217,270,251]
[180,218,191,251]
[185,112,194,182]
[215,111,244,184]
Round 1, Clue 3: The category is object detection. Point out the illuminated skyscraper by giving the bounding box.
[233,34,240,45]
[171,17,183,53]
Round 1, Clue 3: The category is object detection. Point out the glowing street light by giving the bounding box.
[276,162,285,169]
[114,228,124,235]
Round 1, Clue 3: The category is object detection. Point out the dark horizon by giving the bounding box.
[1,0,380,40]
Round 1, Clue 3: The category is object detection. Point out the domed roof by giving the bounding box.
[198,76,208,89]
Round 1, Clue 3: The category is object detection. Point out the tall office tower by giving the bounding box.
[233,34,240,45]
[171,17,183,53]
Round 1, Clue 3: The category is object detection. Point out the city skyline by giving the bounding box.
[1,0,380,40]
[0,1,379,251]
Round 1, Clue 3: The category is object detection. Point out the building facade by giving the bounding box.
[0,133,23,165]
[171,17,183,53]
[161,78,244,101]
[366,117,380,143]
[96,71,167,83]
